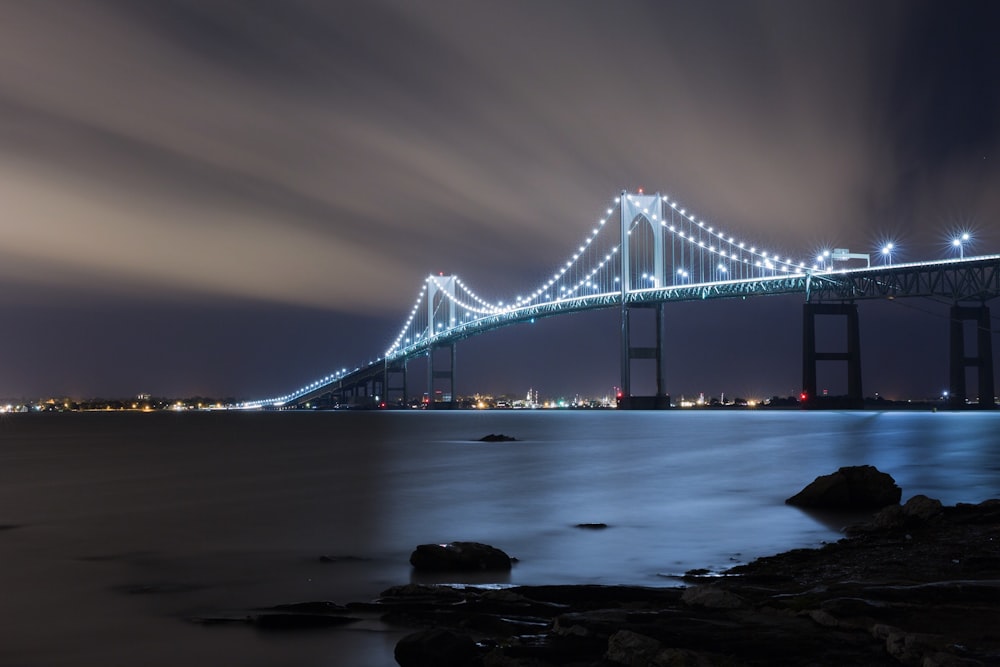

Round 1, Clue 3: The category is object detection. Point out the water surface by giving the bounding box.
[0,410,997,666]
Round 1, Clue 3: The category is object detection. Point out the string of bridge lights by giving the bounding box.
[649,193,807,274]
[385,191,809,358]
[385,282,430,357]
[238,367,353,408]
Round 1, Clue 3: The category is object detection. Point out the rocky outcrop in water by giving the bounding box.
[785,464,902,509]
[478,434,517,442]
[409,541,513,572]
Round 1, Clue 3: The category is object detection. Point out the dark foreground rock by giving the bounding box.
[395,627,479,666]
[409,541,513,572]
[786,464,902,509]
[386,498,1000,666]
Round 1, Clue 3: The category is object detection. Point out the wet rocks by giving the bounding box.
[606,630,722,667]
[394,627,478,667]
[387,497,999,666]
[854,494,946,533]
[785,464,902,509]
[409,541,513,572]
[680,584,744,609]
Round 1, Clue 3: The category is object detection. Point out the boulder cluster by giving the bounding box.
[389,466,1000,666]
[189,466,999,666]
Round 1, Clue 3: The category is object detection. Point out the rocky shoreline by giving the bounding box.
[192,470,1000,666]
[387,497,999,666]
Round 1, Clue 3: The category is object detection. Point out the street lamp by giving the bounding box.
[881,242,894,265]
[815,250,831,271]
[676,268,689,284]
[952,232,971,258]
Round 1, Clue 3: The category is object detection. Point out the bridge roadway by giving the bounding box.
[265,254,1000,410]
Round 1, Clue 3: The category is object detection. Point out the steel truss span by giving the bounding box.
[243,190,1000,409]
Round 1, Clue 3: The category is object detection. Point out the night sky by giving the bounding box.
[1,1,998,401]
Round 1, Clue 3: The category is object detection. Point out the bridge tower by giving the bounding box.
[949,303,995,409]
[618,191,669,409]
[426,275,458,408]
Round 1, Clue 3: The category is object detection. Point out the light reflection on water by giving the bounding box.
[0,410,996,666]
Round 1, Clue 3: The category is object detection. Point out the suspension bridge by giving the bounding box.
[243,190,1000,410]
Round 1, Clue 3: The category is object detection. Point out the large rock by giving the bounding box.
[786,465,901,510]
[410,541,512,572]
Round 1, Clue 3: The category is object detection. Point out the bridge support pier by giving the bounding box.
[618,303,670,409]
[384,358,408,407]
[802,303,863,409]
[427,343,456,409]
[949,304,995,409]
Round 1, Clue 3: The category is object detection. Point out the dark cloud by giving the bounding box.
[0,0,996,397]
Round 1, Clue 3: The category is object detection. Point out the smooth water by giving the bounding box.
[0,410,997,666]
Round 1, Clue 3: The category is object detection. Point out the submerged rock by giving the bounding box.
[786,465,901,509]
[478,433,517,442]
[409,541,512,572]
